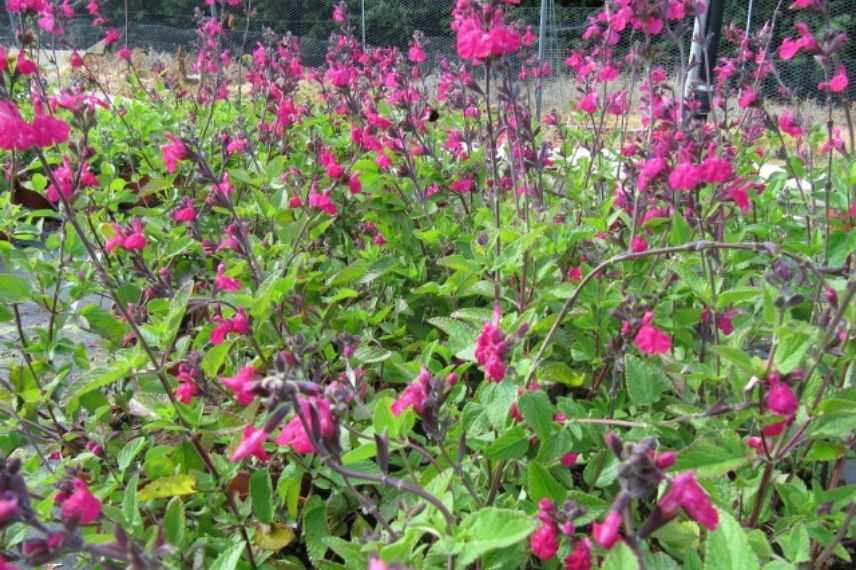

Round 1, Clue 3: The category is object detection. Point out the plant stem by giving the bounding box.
[814,502,856,569]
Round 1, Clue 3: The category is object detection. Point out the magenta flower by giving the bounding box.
[15,51,37,75]
[657,471,719,531]
[392,368,431,416]
[766,380,798,418]
[175,377,198,404]
[820,65,849,94]
[475,306,508,382]
[59,479,102,524]
[173,198,197,223]
[561,452,578,467]
[276,397,335,454]
[0,492,18,524]
[778,110,803,138]
[348,173,362,194]
[567,266,583,283]
[668,162,702,191]
[161,134,188,174]
[214,263,241,292]
[634,311,671,355]
[309,187,338,216]
[103,28,120,46]
[408,43,426,64]
[221,366,257,406]
[530,521,559,561]
[630,235,648,253]
[789,0,817,9]
[450,177,475,194]
[210,309,249,345]
[592,510,622,549]
[563,538,592,570]
[230,425,270,462]
[578,92,598,114]
[122,219,146,250]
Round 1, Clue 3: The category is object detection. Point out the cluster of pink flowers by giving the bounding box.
[392,368,431,416]
[529,499,560,561]
[276,397,336,454]
[214,263,242,292]
[762,372,799,436]
[0,101,69,151]
[475,305,509,382]
[210,308,249,345]
[175,361,202,404]
[451,0,527,64]
[221,366,258,406]
[46,157,98,203]
[105,219,147,253]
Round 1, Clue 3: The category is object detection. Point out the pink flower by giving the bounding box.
[766,381,798,418]
[475,306,508,382]
[210,309,249,345]
[0,492,18,524]
[669,162,702,190]
[727,182,751,212]
[778,111,804,138]
[450,177,475,194]
[103,28,120,46]
[530,522,559,561]
[789,0,817,9]
[276,397,335,454]
[332,2,346,24]
[122,219,146,250]
[104,224,126,253]
[309,187,338,216]
[561,452,578,467]
[820,65,849,94]
[592,511,622,549]
[175,377,198,404]
[634,311,671,355]
[738,89,756,109]
[348,173,362,194]
[392,368,431,416]
[214,263,241,292]
[15,51,37,75]
[578,92,598,114]
[630,235,648,253]
[161,134,188,173]
[657,471,719,531]
[221,366,257,405]
[408,43,426,64]
[567,266,582,282]
[699,156,734,184]
[30,112,70,148]
[230,425,269,462]
[655,451,677,470]
[226,136,248,155]
[778,37,802,60]
[563,539,592,570]
[716,309,738,335]
[173,198,197,222]
[320,148,344,179]
[59,479,102,524]
[117,46,131,61]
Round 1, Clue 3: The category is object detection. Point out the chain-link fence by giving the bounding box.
[1,0,853,100]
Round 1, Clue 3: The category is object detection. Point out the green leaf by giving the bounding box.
[709,346,758,375]
[201,340,234,378]
[68,350,147,402]
[669,212,692,245]
[303,495,329,565]
[80,304,125,342]
[138,474,196,501]
[540,362,585,387]
[118,438,146,473]
[675,434,749,478]
[778,524,809,563]
[603,542,641,570]
[483,380,516,430]
[250,469,274,524]
[428,317,478,355]
[484,425,529,461]
[527,462,567,503]
[704,510,760,570]
[164,497,185,546]
[519,391,553,442]
[455,508,537,566]
[626,354,668,406]
[0,274,31,303]
[161,279,194,349]
[123,473,141,530]
[209,540,246,570]
[774,326,814,374]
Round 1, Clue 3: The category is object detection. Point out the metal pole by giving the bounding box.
[685,0,727,120]
[536,0,547,121]
[745,0,753,36]
[361,0,366,49]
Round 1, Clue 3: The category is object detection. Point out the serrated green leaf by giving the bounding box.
[138,474,196,501]
[603,542,640,570]
[209,540,245,570]
[455,508,537,566]
[250,469,274,524]
[626,353,668,406]
[303,495,329,564]
[704,510,759,570]
[0,274,31,303]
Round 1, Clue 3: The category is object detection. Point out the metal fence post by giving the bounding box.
[361,0,366,49]
[536,0,547,121]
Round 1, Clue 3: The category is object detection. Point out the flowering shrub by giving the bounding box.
[0,0,855,568]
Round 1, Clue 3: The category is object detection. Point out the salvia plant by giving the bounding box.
[0,0,855,568]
